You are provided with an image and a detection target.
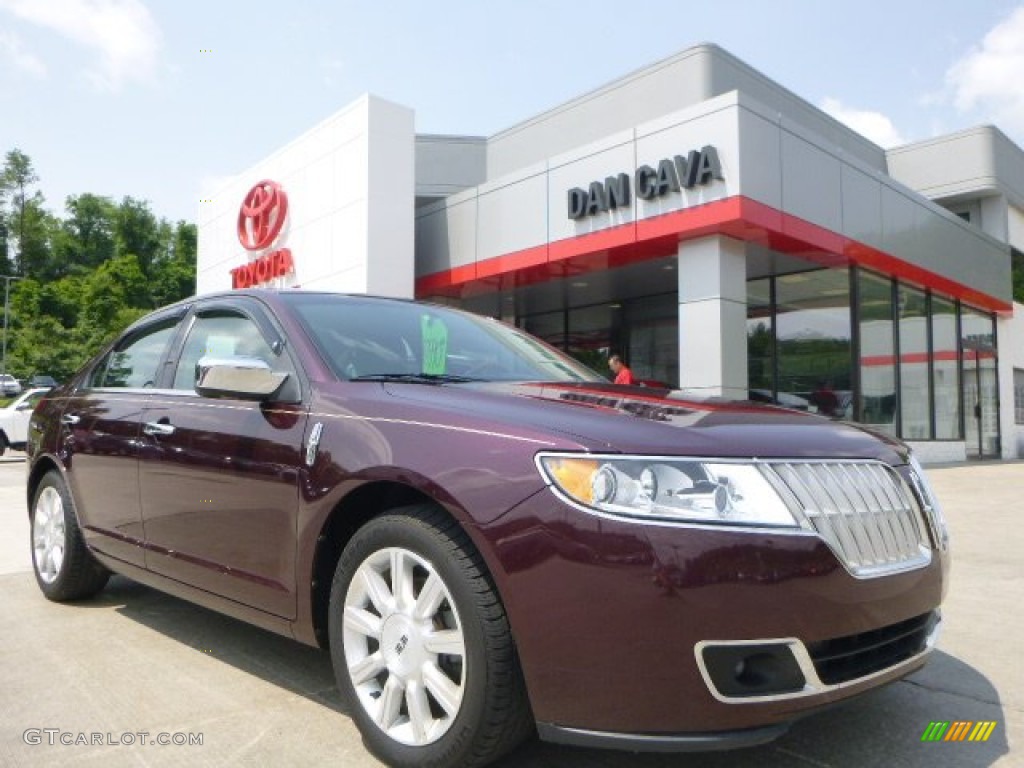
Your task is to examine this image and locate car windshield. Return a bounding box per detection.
[280,293,604,383]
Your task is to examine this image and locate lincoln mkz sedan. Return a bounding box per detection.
[26,290,949,768]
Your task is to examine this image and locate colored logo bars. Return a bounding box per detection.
[921,721,997,742]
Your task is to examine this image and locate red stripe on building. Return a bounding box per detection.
[415,195,1013,314]
[861,350,992,366]
[861,351,961,366]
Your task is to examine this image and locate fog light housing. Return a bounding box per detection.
[699,642,806,698]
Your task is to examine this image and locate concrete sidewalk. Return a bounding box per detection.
[0,459,1018,767]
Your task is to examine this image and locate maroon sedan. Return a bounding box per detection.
[26,291,948,767]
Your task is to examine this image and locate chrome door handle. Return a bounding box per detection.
[143,421,176,436]
[61,414,80,426]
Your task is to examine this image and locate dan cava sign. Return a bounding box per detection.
[567,145,723,220]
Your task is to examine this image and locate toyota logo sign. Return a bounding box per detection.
[237,180,288,251]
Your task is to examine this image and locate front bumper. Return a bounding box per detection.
[480,489,948,738]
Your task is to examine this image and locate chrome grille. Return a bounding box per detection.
[768,462,931,577]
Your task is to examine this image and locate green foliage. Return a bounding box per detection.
[0,149,40,275]
[0,148,196,379]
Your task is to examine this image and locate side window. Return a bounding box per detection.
[172,312,292,391]
[92,321,178,389]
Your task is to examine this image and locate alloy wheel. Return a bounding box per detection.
[33,486,66,584]
[342,546,466,746]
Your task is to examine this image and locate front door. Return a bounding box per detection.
[961,309,1000,459]
[138,307,307,618]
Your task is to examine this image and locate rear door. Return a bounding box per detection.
[138,300,307,618]
[62,315,182,567]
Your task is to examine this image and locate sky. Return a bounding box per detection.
[3,0,1024,225]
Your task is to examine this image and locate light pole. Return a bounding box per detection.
[1,275,23,377]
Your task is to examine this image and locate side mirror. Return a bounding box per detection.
[194,356,289,401]
[15,401,33,411]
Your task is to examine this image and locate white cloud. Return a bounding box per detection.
[820,97,907,148]
[0,30,46,77]
[946,6,1024,135]
[0,0,161,91]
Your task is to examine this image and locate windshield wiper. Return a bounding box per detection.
[348,372,482,384]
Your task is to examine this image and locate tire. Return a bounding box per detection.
[30,470,110,601]
[329,505,532,768]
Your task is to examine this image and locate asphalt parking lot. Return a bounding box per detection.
[0,453,1019,767]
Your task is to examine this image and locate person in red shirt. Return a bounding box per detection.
[608,354,635,385]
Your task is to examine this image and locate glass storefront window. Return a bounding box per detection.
[747,278,773,398]
[931,296,960,440]
[625,294,678,387]
[521,295,679,386]
[775,269,852,417]
[567,304,619,376]
[960,306,999,457]
[521,311,565,350]
[897,285,931,440]
[1015,368,1024,425]
[858,272,897,435]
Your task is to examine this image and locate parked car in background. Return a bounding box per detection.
[27,375,59,389]
[0,374,22,397]
[0,388,48,455]
[26,291,949,768]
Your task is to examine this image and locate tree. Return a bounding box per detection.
[17,195,57,277]
[60,194,117,272]
[81,254,149,331]
[0,149,40,274]
[114,196,162,275]
[6,277,91,380]
[0,212,10,276]
[149,220,196,306]
[0,147,196,380]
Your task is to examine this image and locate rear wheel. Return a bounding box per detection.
[31,471,109,601]
[329,505,531,768]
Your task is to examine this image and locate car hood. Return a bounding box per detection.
[376,380,908,464]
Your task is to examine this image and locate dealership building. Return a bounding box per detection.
[197,44,1024,462]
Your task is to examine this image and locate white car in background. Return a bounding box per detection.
[0,388,48,456]
[1,374,22,397]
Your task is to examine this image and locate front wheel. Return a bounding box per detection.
[329,505,531,768]
[31,470,110,601]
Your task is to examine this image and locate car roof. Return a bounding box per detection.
[121,289,455,336]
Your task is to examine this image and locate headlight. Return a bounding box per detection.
[908,454,949,551]
[536,453,801,527]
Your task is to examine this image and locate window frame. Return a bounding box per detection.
[80,309,188,393]
[163,297,306,402]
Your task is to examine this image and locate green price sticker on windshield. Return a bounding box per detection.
[421,315,449,374]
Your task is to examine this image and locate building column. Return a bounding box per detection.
[677,235,748,399]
